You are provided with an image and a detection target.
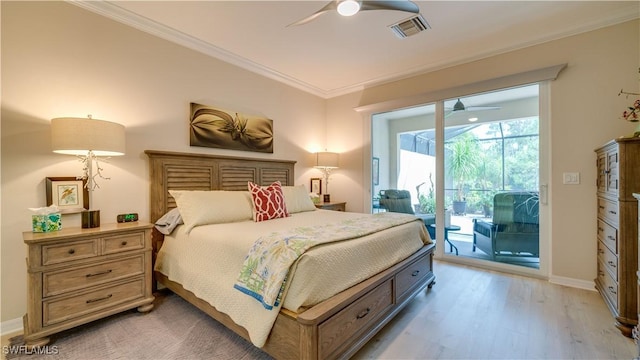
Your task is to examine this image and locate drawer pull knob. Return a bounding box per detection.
[607,261,616,268]
[356,308,371,319]
[86,269,113,277]
[411,270,420,277]
[68,249,75,255]
[597,227,604,232]
[609,210,617,215]
[121,241,128,246]
[86,294,113,304]
[608,286,617,295]
[607,235,615,240]
[598,205,605,209]
[598,248,604,254]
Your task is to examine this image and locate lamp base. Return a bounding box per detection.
[81,210,100,228]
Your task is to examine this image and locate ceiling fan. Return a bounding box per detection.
[288,0,420,26]
[445,99,501,120]
[448,98,501,112]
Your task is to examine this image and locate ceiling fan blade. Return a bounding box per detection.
[360,0,420,14]
[288,1,337,27]
[465,106,501,111]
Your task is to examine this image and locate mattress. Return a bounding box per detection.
[154,209,431,347]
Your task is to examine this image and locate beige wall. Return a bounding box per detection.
[2,0,639,326]
[1,2,328,323]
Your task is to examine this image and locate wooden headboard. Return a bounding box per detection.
[145,150,296,223]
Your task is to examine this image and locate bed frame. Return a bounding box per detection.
[146,150,436,360]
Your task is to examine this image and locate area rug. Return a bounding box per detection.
[7,293,272,360]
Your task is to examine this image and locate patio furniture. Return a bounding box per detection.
[429,224,460,255]
[472,192,539,260]
[378,190,435,239]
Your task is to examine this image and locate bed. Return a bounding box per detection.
[146,150,436,360]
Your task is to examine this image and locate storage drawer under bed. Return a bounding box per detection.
[318,278,394,359]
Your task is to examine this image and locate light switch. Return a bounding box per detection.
[563,172,580,185]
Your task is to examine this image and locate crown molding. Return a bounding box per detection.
[67,1,638,100]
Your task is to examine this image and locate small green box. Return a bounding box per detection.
[32,213,62,233]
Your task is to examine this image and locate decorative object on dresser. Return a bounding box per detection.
[310,177,322,195]
[50,116,126,228]
[594,137,640,337]
[314,151,339,202]
[314,201,346,212]
[189,103,274,153]
[22,222,155,348]
[45,177,89,214]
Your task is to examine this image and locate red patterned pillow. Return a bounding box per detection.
[248,181,290,222]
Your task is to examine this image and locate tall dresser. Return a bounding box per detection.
[634,193,640,359]
[595,137,640,337]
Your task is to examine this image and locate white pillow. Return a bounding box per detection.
[154,208,183,235]
[281,185,317,214]
[168,190,253,233]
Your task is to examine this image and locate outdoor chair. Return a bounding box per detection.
[378,189,435,240]
[472,192,539,260]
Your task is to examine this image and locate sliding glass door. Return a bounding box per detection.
[372,84,542,271]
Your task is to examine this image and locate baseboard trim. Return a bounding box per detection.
[1,317,23,337]
[549,275,595,291]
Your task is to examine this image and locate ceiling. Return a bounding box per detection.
[75,1,639,99]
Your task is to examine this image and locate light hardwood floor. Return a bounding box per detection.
[354,260,637,359]
[2,260,637,359]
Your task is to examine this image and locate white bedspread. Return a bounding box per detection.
[154,210,431,347]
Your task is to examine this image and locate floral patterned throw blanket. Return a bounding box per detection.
[233,212,422,310]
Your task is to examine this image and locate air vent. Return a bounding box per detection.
[389,14,430,39]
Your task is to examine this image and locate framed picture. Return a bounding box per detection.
[310,178,322,194]
[46,177,89,214]
[189,102,274,153]
[372,157,380,185]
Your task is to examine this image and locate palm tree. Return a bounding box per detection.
[447,132,480,213]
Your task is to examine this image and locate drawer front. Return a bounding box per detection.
[43,256,145,297]
[319,279,393,359]
[42,239,99,266]
[597,198,619,226]
[103,232,145,255]
[43,278,145,326]
[597,261,619,309]
[396,255,431,300]
[597,241,618,281]
[597,219,618,254]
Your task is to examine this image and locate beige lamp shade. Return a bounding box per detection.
[314,152,339,169]
[51,117,125,156]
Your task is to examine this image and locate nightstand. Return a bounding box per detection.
[22,222,155,347]
[315,202,346,211]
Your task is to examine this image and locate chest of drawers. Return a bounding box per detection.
[22,222,155,347]
[595,138,640,337]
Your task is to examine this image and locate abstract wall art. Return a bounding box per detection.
[190,103,274,153]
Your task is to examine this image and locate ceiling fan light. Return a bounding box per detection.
[337,0,360,16]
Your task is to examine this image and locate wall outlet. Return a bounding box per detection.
[563,172,580,185]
